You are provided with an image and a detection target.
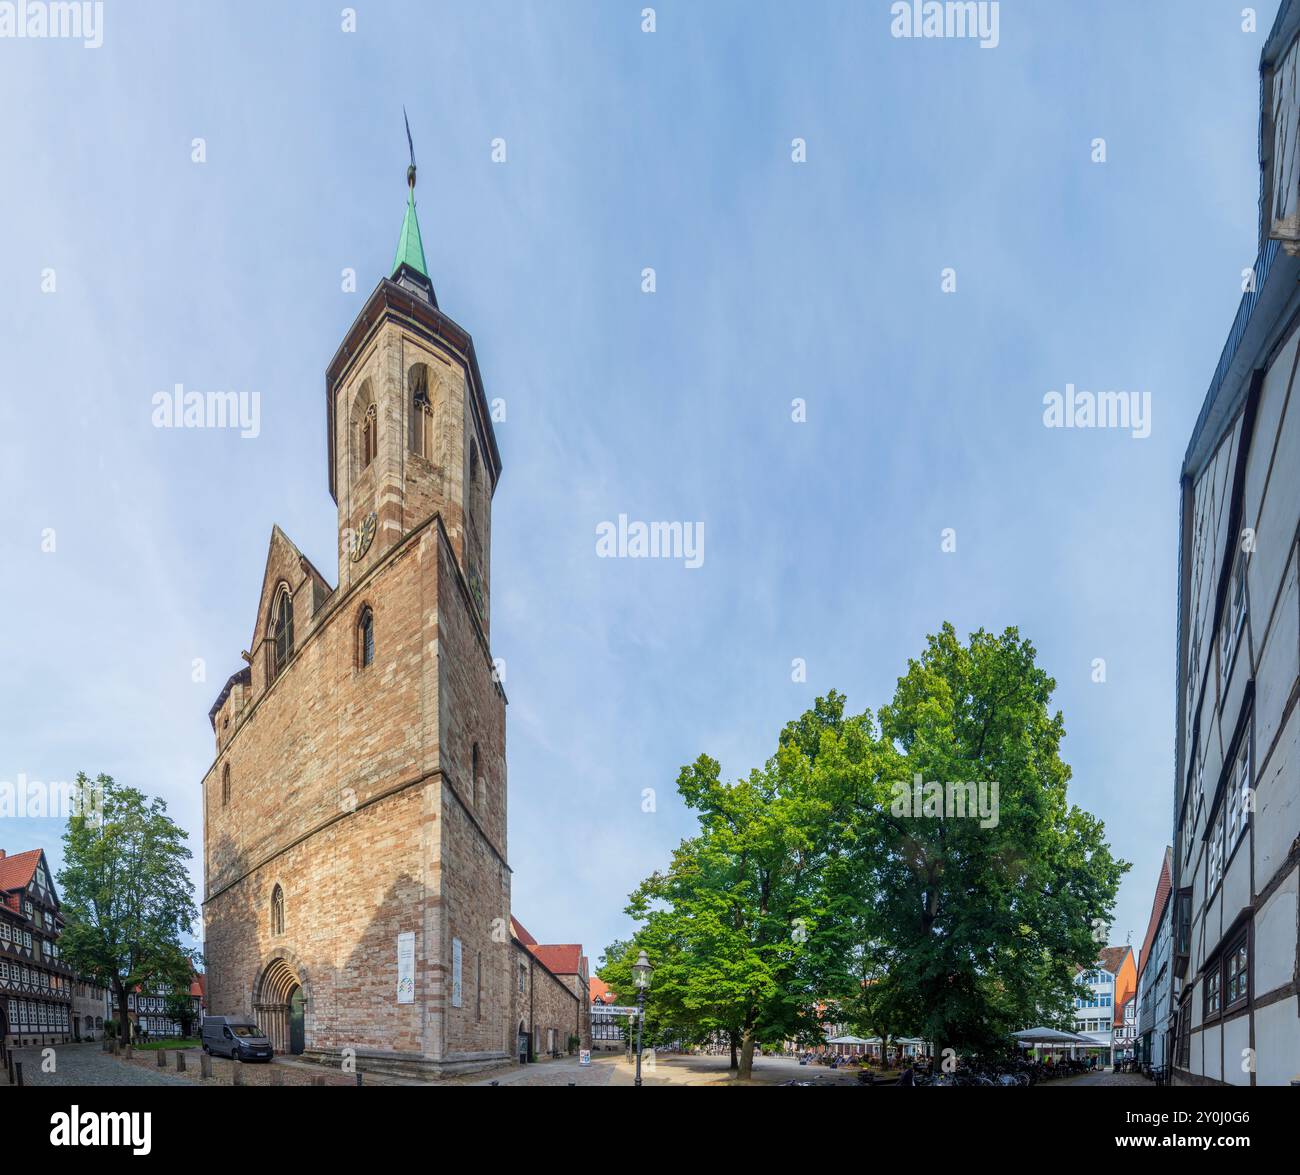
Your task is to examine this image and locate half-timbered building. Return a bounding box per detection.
[0,848,73,1049]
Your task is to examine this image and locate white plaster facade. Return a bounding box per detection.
[1171,1,1300,1086]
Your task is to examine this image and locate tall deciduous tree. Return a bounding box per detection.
[616,743,847,1079]
[614,625,1128,1076]
[57,773,199,1045]
[815,625,1129,1063]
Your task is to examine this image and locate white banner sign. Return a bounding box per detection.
[397,931,415,1004]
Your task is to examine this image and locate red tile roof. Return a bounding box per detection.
[0,849,43,893]
[510,916,537,947]
[1136,847,1173,982]
[1097,945,1132,976]
[132,972,206,998]
[529,944,583,975]
[589,976,616,1004]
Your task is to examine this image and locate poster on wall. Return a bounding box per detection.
[397,931,415,1004]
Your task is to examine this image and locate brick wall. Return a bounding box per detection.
[203,517,511,1077]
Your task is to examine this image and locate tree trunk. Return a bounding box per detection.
[115,984,131,1046]
[738,1027,756,1080]
[728,1032,738,1070]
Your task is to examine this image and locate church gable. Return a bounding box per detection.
[249,526,335,697]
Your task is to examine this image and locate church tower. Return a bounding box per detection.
[202,141,512,1077]
[327,153,500,632]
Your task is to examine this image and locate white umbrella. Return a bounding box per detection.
[1012,1027,1094,1044]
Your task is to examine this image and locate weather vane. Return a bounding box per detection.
[404,107,417,191]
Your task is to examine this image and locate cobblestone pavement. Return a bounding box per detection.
[116,1047,357,1087]
[468,1055,619,1086]
[7,1042,191,1087]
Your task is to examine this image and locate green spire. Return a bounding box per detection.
[393,109,429,281]
[392,181,429,280]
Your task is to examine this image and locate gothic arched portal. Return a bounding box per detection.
[254,956,306,1055]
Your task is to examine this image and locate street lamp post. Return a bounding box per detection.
[632,950,653,1087]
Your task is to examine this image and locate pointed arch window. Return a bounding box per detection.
[221,763,231,808]
[409,363,434,458]
[271,885,284,937]
[361,403,377,469]
[271,587,294,680]
[358,606,375,669]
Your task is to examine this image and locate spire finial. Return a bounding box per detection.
[392,107,432,297]
[404,106,417,190]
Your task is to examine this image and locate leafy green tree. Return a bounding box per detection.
[617,743,849,1079]
[56,773,200,1045]
[811,625,1130,1063]
[614,624,1128,1077]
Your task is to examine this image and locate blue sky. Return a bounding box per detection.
[0,1,1271,974]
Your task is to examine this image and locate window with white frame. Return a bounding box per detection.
[1208,802,1225,891]
[1221,554,1248,684]
[1231,731,1251,844]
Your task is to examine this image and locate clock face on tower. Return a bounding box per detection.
[350,511,378,563]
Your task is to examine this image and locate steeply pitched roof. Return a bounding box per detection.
[589,976,616,1004]
[0,849,43,893]
[1137,848,1173,982]
[1097,945,1133,976]
[509,915,537,947]
[392,184,429,281]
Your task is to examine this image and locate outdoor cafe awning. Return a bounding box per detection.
[1011,1027,1095,1045]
